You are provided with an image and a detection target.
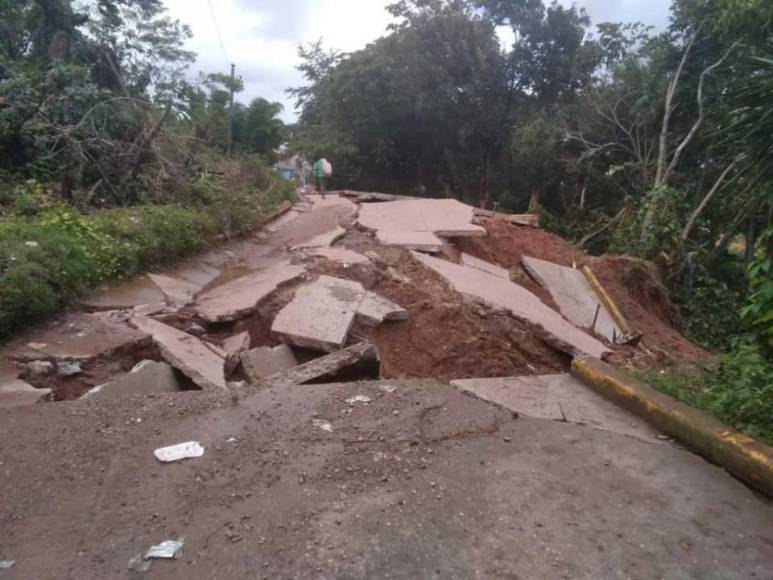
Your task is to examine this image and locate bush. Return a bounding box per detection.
[641,340,773,446]
[0,180,292,338]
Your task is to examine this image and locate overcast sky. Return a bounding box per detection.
[163,0,672,122]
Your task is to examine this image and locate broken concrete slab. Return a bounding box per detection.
[451,374,659,442]
[413,252,610,358]
[221,332,251,358]
[0,380,51,408]
[195,261,306,323]
[271,276,366,352]
[10,313,150,362]
[306,247,370,265]
[358,198,486,243]
[147,273,201,308]
[375,229,444,253]
[262,342,379,388]
[522,256,621,343]
[130,316,227,392]
[241,344,299,383]
[356,292,408,327]
[83,361,181,400]
[290,226,346,251]
[460,253,510,280]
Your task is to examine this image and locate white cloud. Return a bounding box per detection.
[162,0,670,122]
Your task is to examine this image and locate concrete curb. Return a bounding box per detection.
[581,265,632,336]
[571,356,773,496]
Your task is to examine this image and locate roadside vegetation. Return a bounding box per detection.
[0,1,292,337]
[288,0,772,441]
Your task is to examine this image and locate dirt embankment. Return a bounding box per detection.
[454,218,710,366]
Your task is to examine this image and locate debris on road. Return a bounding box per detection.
[130,316,227,392]
[56,361,82,377]
[346,394,372,405]
[221,332,251,358]
[83,361,181,400]
[153,442,204,463]
[0,560,14,569]
[144,538,185,559]
[194,261,305,323]
[26,360,54,377]
[356,292,408,327]
[241,344,299,383]
[263,342,379,388]
[272,275,366,352]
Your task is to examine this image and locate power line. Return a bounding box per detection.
[206,0,231,66]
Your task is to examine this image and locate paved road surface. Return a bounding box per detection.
[1,378,770,579]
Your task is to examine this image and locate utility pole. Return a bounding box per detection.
[227,63,235,155]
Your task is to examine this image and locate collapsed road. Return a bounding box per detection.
[0,192,771,579]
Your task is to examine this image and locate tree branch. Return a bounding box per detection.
[660,40,740,188]
[680,154,745,243]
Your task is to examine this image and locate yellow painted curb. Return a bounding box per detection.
[571,356,773,497]
[581,265,631,336]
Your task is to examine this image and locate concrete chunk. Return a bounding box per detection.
[83,361,181,400]
[221,332,251,357]
[356,292,408,327]
[195,261,306,323]
[262,342,379,388]
[241,344,299,383]
[271,276,366,352]
[0,380,51,408]
[130,316,227,392]
[522,256,621,342]
[147,273,201,308]
[413,252,610,358]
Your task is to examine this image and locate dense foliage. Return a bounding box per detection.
[0,0,291,334]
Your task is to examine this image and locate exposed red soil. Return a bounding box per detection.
[455,217,709,366]
[453,219,581,310]
[314,247,570,382]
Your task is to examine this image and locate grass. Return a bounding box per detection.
[0,177,295,339]
[639,341,773,446]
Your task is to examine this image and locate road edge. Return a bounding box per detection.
[571,356,773,497]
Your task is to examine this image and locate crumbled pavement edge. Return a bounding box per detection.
[571,356,773,497]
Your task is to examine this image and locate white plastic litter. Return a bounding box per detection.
[379,384,397,393]
[153,441,204,463]
[0,560,14,569]
[346,395,372,406]
[312,419,333,432]
[144,539,184,559]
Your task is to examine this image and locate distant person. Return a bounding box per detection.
[314,158,332,195]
